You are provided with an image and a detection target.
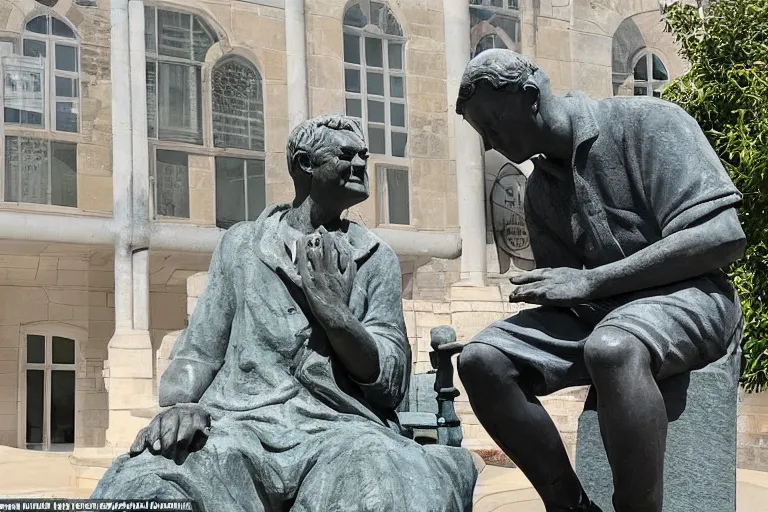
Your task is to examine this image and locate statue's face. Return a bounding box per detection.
[309,128,370,210]
[461,85,541,164]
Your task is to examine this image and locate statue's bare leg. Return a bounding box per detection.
[458,343,588,510]
[584,326,667,512]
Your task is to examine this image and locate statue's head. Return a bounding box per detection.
[286,115,370,211]
[455,49,550,163]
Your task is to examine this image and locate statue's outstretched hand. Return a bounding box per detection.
[297,227,356,326]
[509,267,597,306]
[129,403,211,461]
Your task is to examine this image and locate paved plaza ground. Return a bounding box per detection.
[0,447,766,509]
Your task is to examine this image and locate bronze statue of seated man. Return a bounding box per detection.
[92,115,477,512]
[455,50,745,512]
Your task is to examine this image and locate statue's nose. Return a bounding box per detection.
[351,154,366,168]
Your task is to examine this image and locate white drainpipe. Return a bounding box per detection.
[129,0,150,332]
[285,0,309,129]
[110,0,134,331]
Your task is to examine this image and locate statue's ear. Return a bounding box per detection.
[293,151,312,175]
[522,79,540,116]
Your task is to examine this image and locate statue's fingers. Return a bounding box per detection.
[510,269,549,285]
[129,427,149,456]
[321,231,336,270]
[175,411,196,450]
[159,411,180,456]
[297,241,313,284]
[147,415,163,454]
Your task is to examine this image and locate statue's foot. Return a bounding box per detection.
[548,491,602,512]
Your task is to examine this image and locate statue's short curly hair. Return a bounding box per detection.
[455,49,540,115]
[286,115,365,176]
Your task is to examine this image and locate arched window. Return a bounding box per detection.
[632,50,669,97]
[2,14,79,208]
[211,58,266,229]
[145,6,217,145]
[343,1,407,158]
[5,14,79,132]
[470,0,521,58]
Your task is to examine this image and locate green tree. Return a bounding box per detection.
[661,0,768,391]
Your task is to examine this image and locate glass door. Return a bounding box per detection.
[24,333,75,451]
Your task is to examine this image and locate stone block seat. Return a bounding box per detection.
[575,329,743,512]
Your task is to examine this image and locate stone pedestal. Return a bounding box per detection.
[104,329,155,449]
[575,344,741,512]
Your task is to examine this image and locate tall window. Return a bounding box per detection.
[145,6,217,144]
[146,6,217,219]
[377,166,409,225]
[212,57,266,229]
[632,50,669,97]
[343,1,407,158]
[470,0,522,58]
[22,333,76,451]
[2,14,79,207]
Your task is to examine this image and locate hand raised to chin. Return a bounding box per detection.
[297,227,357,328]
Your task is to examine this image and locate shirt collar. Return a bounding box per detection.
[565,91,600,169]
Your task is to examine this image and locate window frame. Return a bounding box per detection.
[376,163,411,227]
[343,1,408,159]
[5,14,82,134]
[16,323,83,452]
[630,49,669,98]
[469,0,522,58]
[4,136,78,207]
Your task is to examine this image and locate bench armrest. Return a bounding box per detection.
[429,326,464,447]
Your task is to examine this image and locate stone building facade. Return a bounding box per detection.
[4,0,761,488]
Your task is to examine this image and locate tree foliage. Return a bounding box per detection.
[661,0,768,391]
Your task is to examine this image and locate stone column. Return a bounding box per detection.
[285,0,309,130]
[103,0,154,450]
[443,0,487,286]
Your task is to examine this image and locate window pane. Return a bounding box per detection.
[4,63,44,127]
[27,334,45,364]
[26,369,44,447]
[343,34,360,64]
[215,156,246,229]
[369,125,386,154]
[365,38,383,67]
[51,370,75,445]
[391,103,405,127]
[52,18,75,39]
[508,0,520,8]
[653,89,661,98]
[246,159,266,221]
[158,10,192,59]
[371,2,403,37]
[390,76,404,98]
[4,137,19,202]
[368,100,385,123]
[155,150,190,218]
[20,137,49,205]
[55,102,78,133]
[146,61,157,138]
[388,43,403,70]
[345,98,362,118]
[634,86,648,96]
[387,168,410,225]
[26,16,48,35]
[55,76,77,97]
[489,0,504,7]
[192,18,215,62]
[145,6,156,53]
[52,337,75,364]
[23,39,46,58]
[652,54,668,81]
[158,63,202,144]
[343,4,368,28]
[55,44,77,72]
[344,68,361,93]
[212,59,265,151]
[51,142,77,207]
[634,54,648,81]
[392,132,407,158]
[367,71,384,96]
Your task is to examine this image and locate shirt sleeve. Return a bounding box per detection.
[352,243,410,411]
[167,225,239,371]
[637,104,742,238]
